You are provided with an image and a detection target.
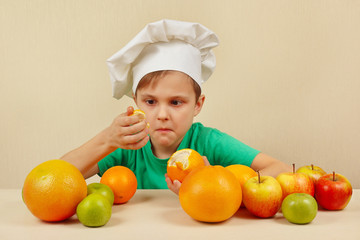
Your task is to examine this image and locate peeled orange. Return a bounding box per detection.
[167,149,205,183]
[131,109,149,128]
[22,160,87,222]
[226,164,257,207]
[100,166,137,204]
[179,165,242,222]
[131,109,146,120]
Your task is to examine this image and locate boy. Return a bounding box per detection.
[61,19,291,194]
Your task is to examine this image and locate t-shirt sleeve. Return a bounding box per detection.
[205,130,260,167]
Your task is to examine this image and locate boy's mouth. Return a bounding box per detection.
[156,128,172,133]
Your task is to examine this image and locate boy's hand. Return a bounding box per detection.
[165,174,181,195]
[165,156,210,195]
[104,106,149,150]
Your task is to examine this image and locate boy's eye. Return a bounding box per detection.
[171,100,182,106]
[145,99,155,105]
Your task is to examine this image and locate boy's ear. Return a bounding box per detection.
[194,94,205,117]
[132,93,141,110]
[132,93,137,104]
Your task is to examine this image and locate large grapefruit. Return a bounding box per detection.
[22,160,87,222]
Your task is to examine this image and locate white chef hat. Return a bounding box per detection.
[106,19,219,99]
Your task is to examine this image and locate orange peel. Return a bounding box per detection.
[167,149,205,183]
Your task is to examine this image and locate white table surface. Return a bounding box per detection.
[0,189,359,240]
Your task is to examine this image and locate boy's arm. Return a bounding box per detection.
[60,129,115,178]
[61,107,149,178]
[250,153,292,177]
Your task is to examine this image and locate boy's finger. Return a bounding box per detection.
[202,156,210,166]
[125,133,149,149]
[172,180,181,195]
[113,106,134,122]
[121,120,148,136]
[126,106,135,116]
[114,114,144,127]
[164,175,180,195]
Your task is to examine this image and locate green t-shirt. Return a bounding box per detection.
[97,122,260,189]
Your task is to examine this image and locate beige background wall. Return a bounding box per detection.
[1,0,359,188]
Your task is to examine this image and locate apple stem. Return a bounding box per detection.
[257,171,261,184]
[292,163,295,173]
[333,171,336,181]
[311,164,314,170]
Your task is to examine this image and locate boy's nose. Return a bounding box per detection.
[157,105,169,120]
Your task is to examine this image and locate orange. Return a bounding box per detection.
[131,109,146,120]
[226,164,257,207]
[167,149,205,183]
[22,160,87,222]
[179,165,242,222]
[131,109,149,128]
[100,166,137,204]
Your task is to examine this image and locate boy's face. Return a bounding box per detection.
[134,71,204,155]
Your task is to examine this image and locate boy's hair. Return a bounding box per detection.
[135,70,202,102]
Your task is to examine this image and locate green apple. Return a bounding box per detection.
[281,193,318,224]
[87,183,114,205]
[242,172,283,218]
[76,193,112,227]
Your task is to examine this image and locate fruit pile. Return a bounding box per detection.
[168,149,353,224]
[22,160,137,227]
[23,150,353,227]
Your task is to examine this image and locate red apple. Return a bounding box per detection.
[242,172,283,218]
[315,172,352,210]
[296,164,326,183]
[276,164,314,199]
